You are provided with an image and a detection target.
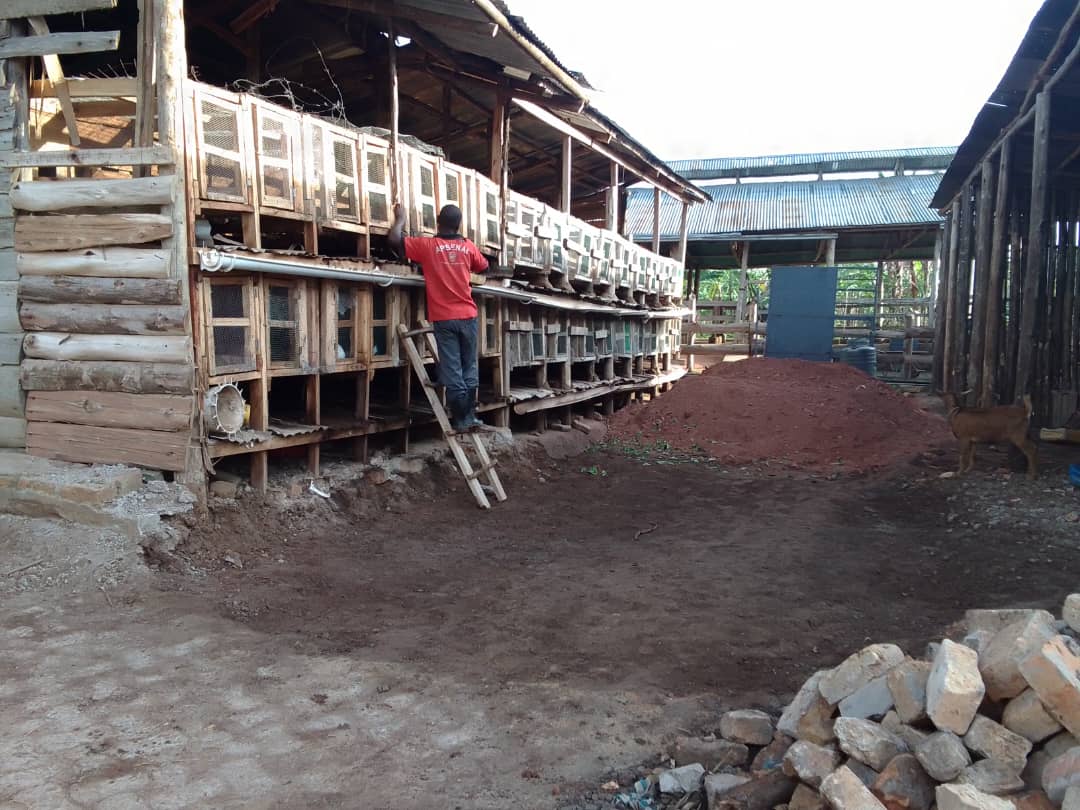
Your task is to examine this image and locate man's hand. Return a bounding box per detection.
[392,202,407,226]
[388,202,407,256]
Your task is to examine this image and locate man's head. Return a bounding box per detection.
[437,204,463,235]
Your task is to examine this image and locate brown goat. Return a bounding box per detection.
[941,393,1037,479]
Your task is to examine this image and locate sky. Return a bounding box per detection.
[507,0,1046,161]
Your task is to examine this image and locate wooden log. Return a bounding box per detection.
[981,138,1011,406]
[1004,195,1024,400]
[17,246,169,278]
[0,0,117,19]
[0,416,26,448]
[20,303,188,335]
[932,215,951,391]
[942,200,961,390]
[0,145,173,168]
[968,162,995,402]
[11,175,172,212]
[20,358,192,394]
[23,333,191,363]
[16,213,172,251]
[26,421,187,471]
[0,31,121,59]
[952,184,974,397]
[19,275,182,305]
[25,391,192,431]
[1016,91,1051,404]
[0,365,24,419]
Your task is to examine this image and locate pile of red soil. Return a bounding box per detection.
[609,358,952,473]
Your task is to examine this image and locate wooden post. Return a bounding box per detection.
[941,201,960,389]
[1005,193,1024,400]
[825,238,836,267]
[387,19,400,203]
[560,135,571,214]
[651,187,661,255]
[931,215,951,390]
[735,240,750,323]
[134,0,155,151]
[606,161,618,232]
[981,139,1011,406]
[952,182,974,398]
[1016,91,1050,405]
[676,200,690,264]
[305,374,320,476]
[489,92,507,183]
[968,162,996,402]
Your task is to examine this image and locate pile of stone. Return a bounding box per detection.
[632,595,1080,810]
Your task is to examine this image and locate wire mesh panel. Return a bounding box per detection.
[537,209,566,275]
[477,175,501,253]
[408,149,439,236]
[336,287,356,361]
[253,102,302,212]
[206,279,255,375]
[303,118,326,222]
[267,283,301,367]
[566,221,597,281]
[194,88,250,205]
[441,163,473,241]
[362,136,392,231]
[326,129,362,224]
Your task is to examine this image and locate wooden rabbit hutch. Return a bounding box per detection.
[0,0,703,493]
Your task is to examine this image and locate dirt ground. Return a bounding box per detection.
[2,423,1079,809]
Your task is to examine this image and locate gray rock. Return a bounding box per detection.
[963,715,1033,771]
[915,731,972,782]
[820,765,887,810]
[782,741,841,788]
[1003,689,1063,743]
[658,763,704,795]
[779,670,836,745]
[703,771,751,806]
[955,759,1026,796]
[671,736,749,769]
[833,717,907,771]
[872,753,935,810]
[839,676,894,720]
[935,783,1014,810]
[887,659,932,725]
[721,709,775,746]
[820,645,906,705]
[927,639,985,735]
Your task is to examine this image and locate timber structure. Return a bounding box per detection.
[931,0,1080,426]
[0,0,703,492]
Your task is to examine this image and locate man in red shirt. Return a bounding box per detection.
[389,202,490,431]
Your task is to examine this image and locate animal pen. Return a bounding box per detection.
[0,0,704,493]
[931,0,1080,426]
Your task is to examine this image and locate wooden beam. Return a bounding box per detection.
[941,200,960,388]
[931,216,951,390]
[26,391,192,432]
[0,31,120,59]
[1015,91,1051,404]
[18,246,169,278]
[651,187,661,254]
[490,91,507,183]
[388,19,400,203]
[0,145,174,168]
[0,0,116,19]
[606,162,618,231]
[951,184,974,397]
[20,303,189,335]
[25,17,79,147]
[15,213,172,252]
[27,421,187,471]
[11,175,173,211]
[23,332,192,363]
[31,77,136,99]
[980,137,1011,407]
[19,275,182,305]
[967,162,995,402]
[736,240,750,323]
[134,0,156,153]
[560,135,571,214]
[19,359,193,394]
[230,0,279,34]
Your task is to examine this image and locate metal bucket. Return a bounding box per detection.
[204,383,246,436]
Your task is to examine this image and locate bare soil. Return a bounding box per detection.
[2,429,1078,808]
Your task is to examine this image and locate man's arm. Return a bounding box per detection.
[388,203,407,258]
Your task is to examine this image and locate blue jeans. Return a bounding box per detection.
[433,318,479,417]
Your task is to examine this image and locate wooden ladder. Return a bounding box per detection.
[397,322,507,509]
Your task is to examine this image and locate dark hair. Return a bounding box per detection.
[437,204,463,233]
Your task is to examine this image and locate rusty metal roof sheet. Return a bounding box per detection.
[670,147,957,181]
[626,173,945,239]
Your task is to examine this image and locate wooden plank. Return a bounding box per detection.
[0,0,117,19]
[18,246,169,278]
[23,333,191,363]
[0,146,173,168]
[0,31,121,59]
[25,17,80,146]
[20,358,191,394]
[20,303,188,335]
[19,276,181,306]
[26,390,191,431]
[981,138,1011,407]
[560,136,571,214]
[16,213,172,251]
[0,365,24,419]
[942,200,960,389]
[931,215,951,391]
[0,416,26,448]
[1016,91,1051,403]
[967,164,995,401]
[31,76,135,99]
[134,0,156,154]
[26,421,187,471]
[951,184,974,396]
[11,175,172,212]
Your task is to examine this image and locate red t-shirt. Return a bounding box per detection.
[404,236,489,322]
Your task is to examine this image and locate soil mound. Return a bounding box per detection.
[609,358,951,473]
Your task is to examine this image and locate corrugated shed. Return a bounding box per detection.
[669,147,957,181]
[626,174,945,239]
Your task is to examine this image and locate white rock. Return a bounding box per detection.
[935,783,1014,810]
[1063,595,1080,633]
[720,709,775,746]
[833,717,906,771]
[839,676,894,720]
[966,609,1053,635]
[927,639,985,735]
[782,740,841,788]
[1020,636,1080,737]
[1042,747,1080,804]
[887,659,932,724]
[1003,689,1063,743]
[820,644,905,705]
[819,765,886,810]
[779,670,836,744]
[1064,785,1080,810]
[658,763,705,795]
[979,613,1057,702]
[963,715,1033,771]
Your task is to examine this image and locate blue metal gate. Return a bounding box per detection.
[765,266,838,362]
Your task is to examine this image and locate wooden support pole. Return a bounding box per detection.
[968,162,996,402]
[981,138,1011,407]
[825,238,837,267]
[951,184,974,397]
[932,214,952,390]
[676,200,690,264]
[387,19,400,203]
[735,240,750,323]
[606,161,618,232]
[1016,91,1051,405]
[133,0,155,155]
[560,135,571,214]
[651,187,661,255]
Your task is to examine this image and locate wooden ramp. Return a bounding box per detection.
[397,323,507,509]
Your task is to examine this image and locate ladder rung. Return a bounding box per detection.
[465,460,498,480]
[402,327,434,338]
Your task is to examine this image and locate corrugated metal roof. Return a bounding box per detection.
[932,0,1076,208]
[626,174,945,239]
[669,147,957,181]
